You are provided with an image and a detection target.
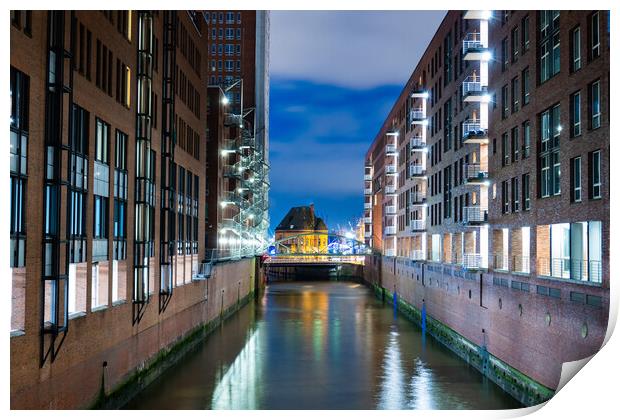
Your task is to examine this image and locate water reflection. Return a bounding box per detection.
[127,281,521,410]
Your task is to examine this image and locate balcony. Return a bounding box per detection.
[463,206,488,225]
[385,225,397,235]
[385,165,397,175]
[409,164,425,177]
[410,250,426,261]
[410,191,426,204]
[462,253,482,270]
[492,253,510,271]
[385,184,397,195]
[364,202,372,210]
[462,120,489,144]
[537,258,602,283]
[385,205,397,215]
[409,108,426,124]
[363,216,372,224]
[410,89,429,99]
[462,75,488,102]
[410,219,425,232]
[410,136,426,150]
[364,173,372,181]
[464,163,489,184]
[462,32,489,60]
[512,255,531,274]
[385,144,398,156]
[464,10,493,20]
[364,187,372,195]
[364,230,372,238]
[384,249,396,257]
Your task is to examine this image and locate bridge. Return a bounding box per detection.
[264,232,371,265]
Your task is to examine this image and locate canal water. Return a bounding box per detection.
[126,281,521,409]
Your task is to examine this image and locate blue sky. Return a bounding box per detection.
[268,11,446,232]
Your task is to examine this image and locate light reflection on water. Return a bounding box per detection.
[126,281,521,410]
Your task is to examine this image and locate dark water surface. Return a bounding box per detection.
[126,281,521,409]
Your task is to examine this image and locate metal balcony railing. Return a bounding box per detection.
[385,225,397,235]
[410,250,426,260]
[462,253,482,269]
[384,249,396,257]
[363,216,372,224]
[464,163,489,180]
[410,136,425,149]
[385,184,396,195]
[409,164,425,176]
[364,202,372,210]
[463,206,488,224]
[410,191,426,204]
[512,255,531,273]
[462,32,485,55]
[364,231,372,238]
[364,173,372,181]
[537,258,602,283]
[409,108,425,122]
[410,219,425,231]
[462,75,487,96]
[385,205,396,215]
[462,120,488,141]
[364,188,372,195]
[386,144,397,155]
[492,253,510,271]
[385,165,397,174]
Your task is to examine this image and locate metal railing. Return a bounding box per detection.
[385,205,396,215]
[385,225,397,235]
[364,173,372,181]
[410,219,425,231]
[385,165,397,174]
[386,144,397,154]
[512,255,531,273]
[385,184,396,194]
[410,136,425,149]
[410,250,426,260]
[537,258,602,283]
[363,216,372,224]
[364,202,372,209]
[409,164,425,176]
[464,163,489,180]
[492,253,510,271]
[462,75,486,96]
[462,119,487,140]
[462,253,482,269]
[364,231,372,238]
[410,191,426,204]
[364,188,372,195]
[409,108,425,121]
[463,206,488,224]
[384,249,396,257]
[463,32,484,54]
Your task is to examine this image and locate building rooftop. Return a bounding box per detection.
[275,205,328,232]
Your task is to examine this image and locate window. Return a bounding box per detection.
[522,173,531,210]
[590,12,600,60]
[10,67,29,268]
[522,67,530,105]
[236,28,241,40]
[589,150,602,199]
[570,91,581,137]
[590,80,601,129]
[502,133,509,166]
[539,105,561,197]
[571,157,582,202]
[511,177,519,212]
[522,15,530,51]
[95,118,109,163]
[499,37,508,72]
[571,27,581,72]
[511,77,519,113]
[502,84,509,119]
[501,180,509,214]
[94,196,108,238]
[511,27,519,62]
[511,126,519,162]
[522,121,531,158]
[539,11,560,83]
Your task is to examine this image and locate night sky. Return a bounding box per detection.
[269,11,446,233]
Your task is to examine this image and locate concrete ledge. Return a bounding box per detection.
[90,290,256,409]
[369,283,555,407]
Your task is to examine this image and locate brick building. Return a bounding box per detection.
[9,10,269,408]
[363,10,609,400]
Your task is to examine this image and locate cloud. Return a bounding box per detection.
[270,11,446,88]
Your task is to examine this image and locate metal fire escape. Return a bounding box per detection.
[159,10,177,313]
[40,10,74,366]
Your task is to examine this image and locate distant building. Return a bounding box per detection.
[274,205,328,254]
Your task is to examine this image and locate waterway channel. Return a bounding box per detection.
[126,280,521,409]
